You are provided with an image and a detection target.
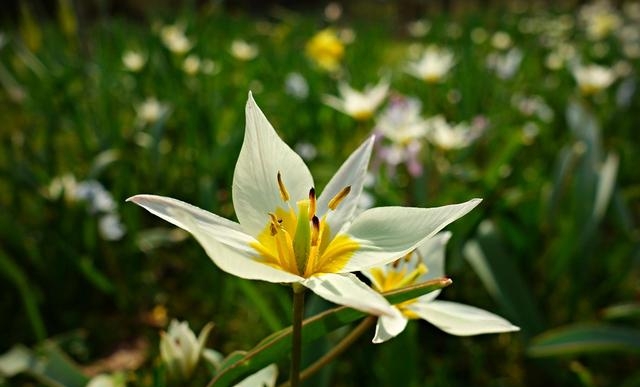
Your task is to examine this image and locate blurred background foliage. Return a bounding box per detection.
[0,0,639,386]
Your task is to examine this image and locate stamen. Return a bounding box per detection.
[311,216,320,246]
[309,188,316,218]
[328,186,351,210]
[277,171,290,202]
[268,212,278,236]
[396,263,428,288]
[403,251,414,262]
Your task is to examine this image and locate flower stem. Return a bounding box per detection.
[290,283,306,387]
[279,316,376,387]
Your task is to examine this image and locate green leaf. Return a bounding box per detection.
[528,324,640,357]
[0,249,46,341]
[463,221,544,337]
[0,342,89,387]
[207,278,452,387]
[602,302,640,321]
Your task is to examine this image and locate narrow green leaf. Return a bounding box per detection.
[463,221,544,337]
[528,324,640,357]
[592,152,619,222]
[236,280,285,332]
[207,278,452,387]
[602,303,640,321]
[0,342,89,387]
[0,249,46,341]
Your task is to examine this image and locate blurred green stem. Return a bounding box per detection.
[290,284,306,387]
[280,316,376,387]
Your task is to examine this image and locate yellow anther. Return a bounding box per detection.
[309,188,317,218]
[328,186,351,210]
[277,171,290,202]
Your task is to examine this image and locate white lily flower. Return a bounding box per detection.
[136,97,169,125]
[323,79,389,121]
[128,93,481,317]
[122,50,146,72]
[230,39,259,61]
[406,46,455,83]
[375,96,428,144]
[572,63,616,95]
[486,47,523,80]
[425,115,479,150]
[235,364,278,387]
[160,24,192,55]
[364,232,520,343]
[160,319,213,380]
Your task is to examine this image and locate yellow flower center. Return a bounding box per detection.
[251,172,359,278]
[369,252,429,319]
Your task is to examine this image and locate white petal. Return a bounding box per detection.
[372,308,408,344]
[302,273,396,316]
[317,136,374,237]
[175,209,303,283]
[415,231,452,301]
[235,364,278,387]
[128,194,242,232]
[233,93,314,236]
[410,300,520,336]
[339,199,481,272]
[130,195,302,283]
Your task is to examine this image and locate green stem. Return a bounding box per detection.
[290,284,306,387]
[279,316,376,387]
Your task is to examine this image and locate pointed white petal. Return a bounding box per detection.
[410,300,520,336]
[235,364,278,387]
[174,208,303,283]
[302,273,396,316]
[322,94,346,113]
[130,195,302,283]
[414,231,452,302]
[233,93,313,236]
[317,136,375,237]
[128,194,242,232]
[339,199,481,272]
[372,308,408,344]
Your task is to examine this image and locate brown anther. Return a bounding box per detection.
[311,216,320,246]
[328,186,351,210]
[309,187,317,218]
[277,171,290,202]
[268,213,279,236]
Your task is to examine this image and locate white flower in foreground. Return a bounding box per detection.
[323,79,389,121]
[364,232,520,343]
[128,93,481,317]
[406,46,455,83]
[426,115,479,150]
[160,319,213,380]
[572,63,616,95]
[122,50,146,72]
